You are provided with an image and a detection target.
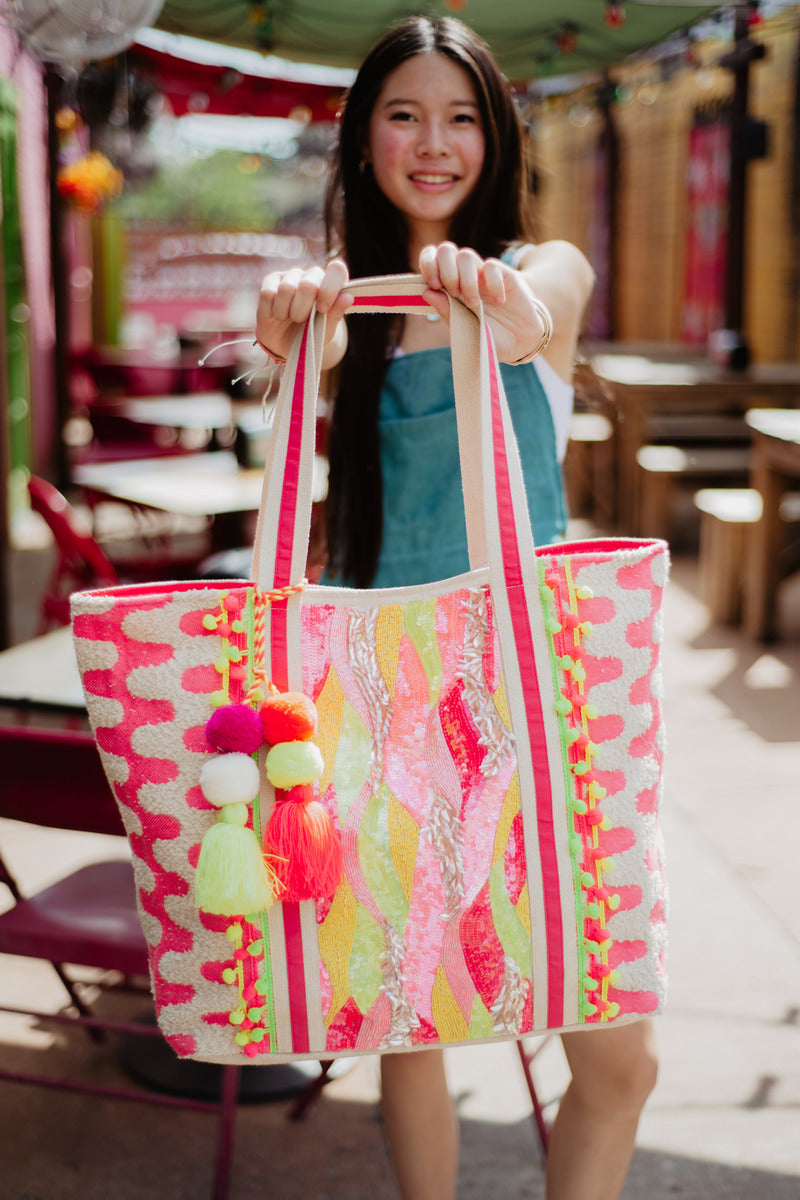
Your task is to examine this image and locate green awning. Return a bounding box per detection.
[154,0,723,80]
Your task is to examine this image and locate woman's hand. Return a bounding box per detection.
[256,259,353,367]
[418,243,550,365]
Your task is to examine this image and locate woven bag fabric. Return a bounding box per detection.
[72,277,668,1064]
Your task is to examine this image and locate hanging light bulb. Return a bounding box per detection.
[604,4,626,30]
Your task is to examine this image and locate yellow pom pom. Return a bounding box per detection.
[195,807,275,916]
[265,741,324,789]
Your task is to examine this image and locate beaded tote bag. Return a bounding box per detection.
[71,276,669,1064]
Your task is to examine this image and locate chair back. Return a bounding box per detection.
[28,475,119,586]
[0,725,124,837]
[27,475,119,628]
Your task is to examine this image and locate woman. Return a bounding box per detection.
[257,17,658,1199]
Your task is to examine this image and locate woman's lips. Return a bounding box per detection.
[409,172,460,190]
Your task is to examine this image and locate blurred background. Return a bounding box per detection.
[1,3,799,645]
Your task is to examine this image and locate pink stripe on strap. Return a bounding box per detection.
[486,334,565,1027]
[271,323,310,1049]
[282,902,310,1053]
[351,294,430,308]
[274,323,309,589]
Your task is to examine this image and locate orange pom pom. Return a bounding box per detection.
[263,785,342,902]
[260,691,318,744]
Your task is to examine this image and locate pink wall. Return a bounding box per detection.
[0,25,55,474]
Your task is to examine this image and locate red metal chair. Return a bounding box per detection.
[0,725,241,1198]
[0,725,335,1197]
[27,475,119,629]
[27,475,209,631]
[517,1038,552,1160]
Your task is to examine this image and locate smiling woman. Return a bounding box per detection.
[253,20,661,1200]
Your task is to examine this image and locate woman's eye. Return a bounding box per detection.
[389,110,415,122]
[452,112,477,124]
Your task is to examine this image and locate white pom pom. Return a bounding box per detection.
[200,752,260,808]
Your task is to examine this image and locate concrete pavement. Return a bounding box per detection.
[1,542,799,1199]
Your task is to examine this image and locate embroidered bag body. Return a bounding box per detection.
[71,276,668,1064]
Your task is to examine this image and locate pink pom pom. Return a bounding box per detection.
[206,704,264,754]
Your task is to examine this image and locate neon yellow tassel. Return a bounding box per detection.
[195,802,275,916]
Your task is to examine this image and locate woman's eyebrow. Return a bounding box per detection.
[381,97,480,109]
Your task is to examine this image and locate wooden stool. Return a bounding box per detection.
[694,488,762,624]
[694,487,800,624]
[564,412,615,525]
[636,445,751,541]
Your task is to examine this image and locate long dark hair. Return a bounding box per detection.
[324,16,535,586]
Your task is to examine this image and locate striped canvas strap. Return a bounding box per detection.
[251,274,574,1050]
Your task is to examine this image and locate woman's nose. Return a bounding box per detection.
[417,119,448,155]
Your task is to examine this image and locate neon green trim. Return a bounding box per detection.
[538,557,588,1020]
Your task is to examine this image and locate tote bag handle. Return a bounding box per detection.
[252,274,570,1038]
[252,273,540,601]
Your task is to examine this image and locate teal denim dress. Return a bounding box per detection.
[324,346,566,589]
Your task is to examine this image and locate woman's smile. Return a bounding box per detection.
[409,172,461,189]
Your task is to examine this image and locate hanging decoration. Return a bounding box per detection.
[747,0,763,27]
[556,22,580,56]
[604,4,627,30]
[247,3,275,52]
[57,148,122,211]
[192,591,344,919]
[5,0,165,67]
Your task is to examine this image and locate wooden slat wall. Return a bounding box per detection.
[530,14,800,363]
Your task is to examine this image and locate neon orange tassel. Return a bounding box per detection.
[263,785,343,902]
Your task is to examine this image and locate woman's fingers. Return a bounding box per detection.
[419,244,443,290]
[478,257,507,306]
[256,261,352,356]
[417,243,549,362]
[419,244,507,310]
[316,259,352,314]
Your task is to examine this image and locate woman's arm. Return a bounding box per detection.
[514,240,595,382]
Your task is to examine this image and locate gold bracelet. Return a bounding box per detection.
[509,298,553,365]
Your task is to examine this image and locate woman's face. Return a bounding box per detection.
[366,51,486,246]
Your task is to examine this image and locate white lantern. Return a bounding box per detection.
[7,0,165,65]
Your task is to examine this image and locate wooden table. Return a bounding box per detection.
[590,352,800,532]
[743,409,800,640]
[99,393,271,459]
[74,451,262,550]
[74,450,327,552]
[109,390,234,431]
[0,626,85,714]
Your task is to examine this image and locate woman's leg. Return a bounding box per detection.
[545,1019,658,1200]
[380,1048,459,1200]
